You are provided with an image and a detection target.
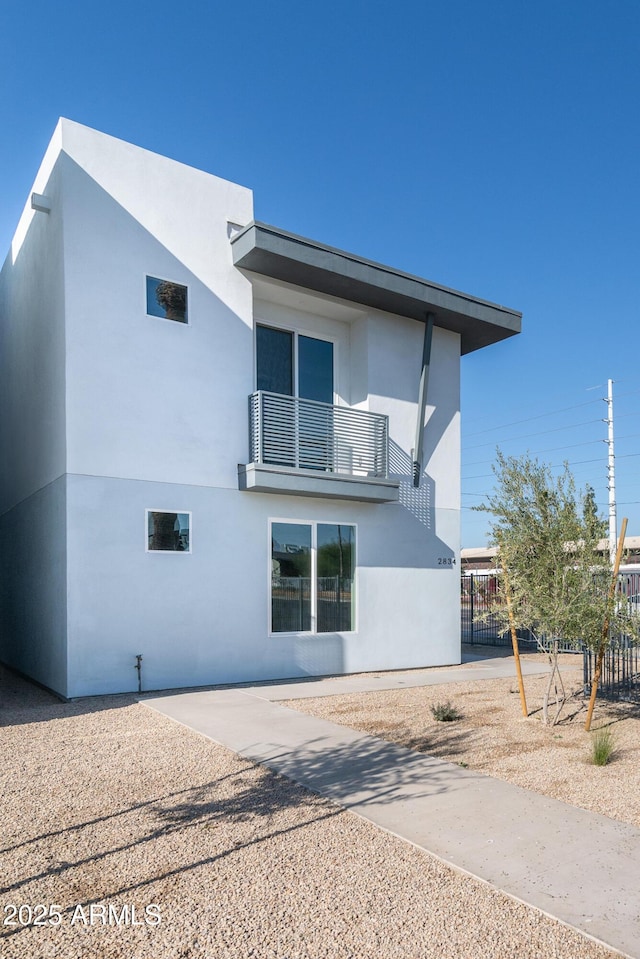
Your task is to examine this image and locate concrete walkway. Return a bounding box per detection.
[142,656,640,959]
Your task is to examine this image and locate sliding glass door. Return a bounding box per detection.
[256,325,333,402]
[271,521,355,633]
[256,325,334,470]
[270,522,312,632]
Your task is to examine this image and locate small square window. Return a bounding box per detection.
[147,511,191,552]
[146,276,188,323]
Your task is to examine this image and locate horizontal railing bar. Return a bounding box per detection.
[257,389,388,421]
[249,390,389,479]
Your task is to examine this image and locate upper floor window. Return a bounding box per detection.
[146,276,188,324]
[256,325,333,403]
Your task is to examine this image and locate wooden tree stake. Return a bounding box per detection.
[584,518,628,731]
[503,565,528,718]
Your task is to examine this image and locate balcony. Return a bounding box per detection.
[238,391,399,502]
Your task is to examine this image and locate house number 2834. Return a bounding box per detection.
[437,557,456,566]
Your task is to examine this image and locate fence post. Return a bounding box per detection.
[585,518,628,730]
[469,574,475,644]
[583,648,591,696]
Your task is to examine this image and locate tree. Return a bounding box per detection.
[149,512,183,551]
[155,281,187,323]
[476,451,636,725]
[583,484,607,539]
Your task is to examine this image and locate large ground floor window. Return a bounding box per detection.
[270,521,355,633]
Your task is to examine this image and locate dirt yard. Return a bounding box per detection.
[287,652,640,829]
[0,658,629,959]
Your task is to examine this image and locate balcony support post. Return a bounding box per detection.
[412,312,435,487]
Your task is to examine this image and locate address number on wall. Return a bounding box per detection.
[437,557,456,566]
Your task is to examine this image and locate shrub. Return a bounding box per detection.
[590,728,615,766]
[431,700,462,722]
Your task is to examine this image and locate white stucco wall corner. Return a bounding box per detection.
[10,118,64,264]
[56,118,254,302]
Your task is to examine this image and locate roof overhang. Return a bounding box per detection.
[231,222,522,355]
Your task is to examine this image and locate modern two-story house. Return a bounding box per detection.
[0,120,521,698]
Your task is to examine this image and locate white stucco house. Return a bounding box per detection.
[0,119,521,698]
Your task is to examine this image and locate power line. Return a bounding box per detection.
[610,387,640,400]
[463,431,640,470]
[463,454,608,482]
[464,416,601,452]
[463,437,603,469]
[462,384,640,536]
[463,406,640,457]
[463,384,640,438]
[463,398,602,438]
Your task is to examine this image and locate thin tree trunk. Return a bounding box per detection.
[543,638,566,726]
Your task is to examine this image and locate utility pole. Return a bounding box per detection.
[605,378,617,564]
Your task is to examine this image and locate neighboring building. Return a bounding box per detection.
[0,119,522,697]
[461,538,640,573]
[460,547,500,573]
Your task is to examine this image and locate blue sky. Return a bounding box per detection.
[3,1,639,546]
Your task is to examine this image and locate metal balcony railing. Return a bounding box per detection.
[249,391,389,478]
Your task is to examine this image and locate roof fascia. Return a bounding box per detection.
[231,221,522,354]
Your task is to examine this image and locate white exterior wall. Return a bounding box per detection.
[0,138,67,514]
[64,286,461,696]
[362,318,461,670]
[0,133,68,688]
[1,119,463,698]
[59,120,254,487]
[0,479,68,694]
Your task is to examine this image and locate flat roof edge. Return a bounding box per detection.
[232,222,522,354]
[237,221,522,320]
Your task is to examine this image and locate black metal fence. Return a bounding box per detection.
[462,572,640,701]
[272,576,353,633]
[583,641,640,703]
[461,573,537,649]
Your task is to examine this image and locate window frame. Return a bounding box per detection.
[145,274,190,326]
[145,509,192,554]
[268,518,357,636]
[254,320,338,403]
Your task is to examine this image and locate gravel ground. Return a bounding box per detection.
[0,662,625,959]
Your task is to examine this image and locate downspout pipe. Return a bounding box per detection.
[412,312,435,487]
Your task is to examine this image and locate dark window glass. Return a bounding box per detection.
[271,523,311,632]
[297,336,334,469]
[298,335,333,403]
[317,524,355,632]
[146,276,188,323]
[256,325,293,395]
[148,512,190,551]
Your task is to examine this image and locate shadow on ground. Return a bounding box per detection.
[0,758,342,940]
[0,663,139,727]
